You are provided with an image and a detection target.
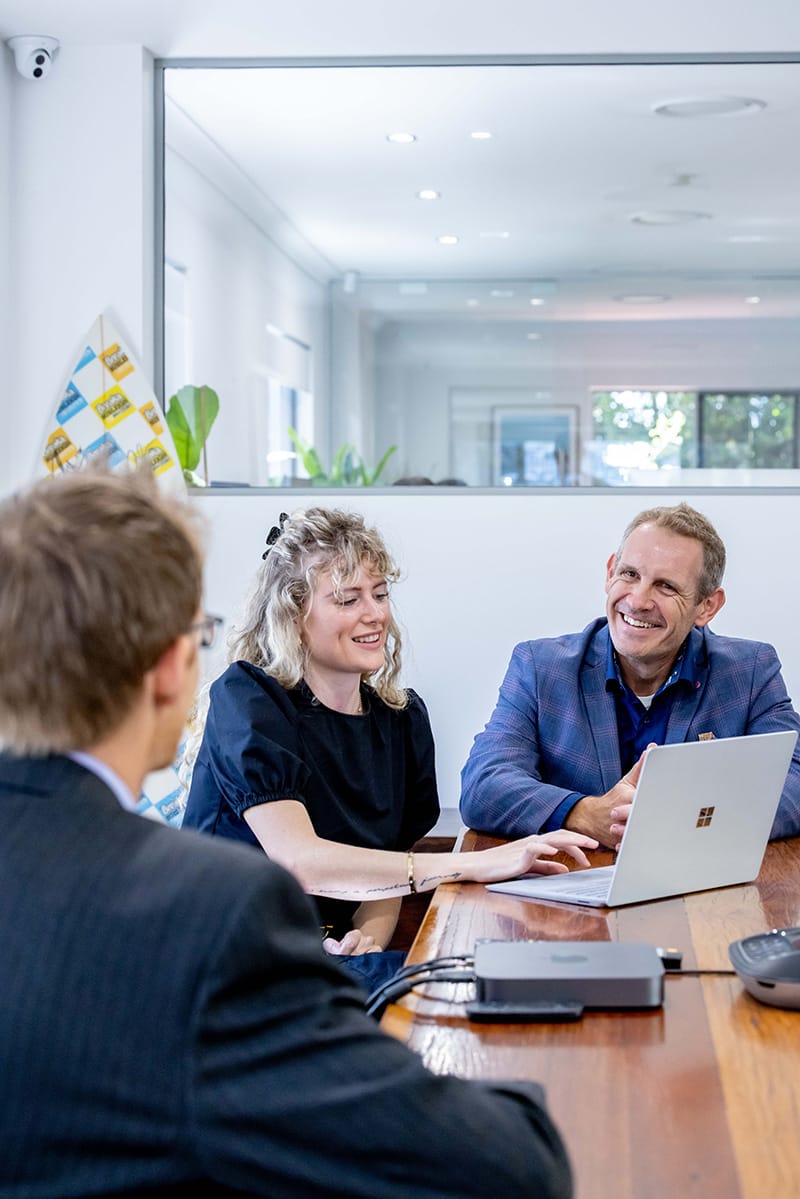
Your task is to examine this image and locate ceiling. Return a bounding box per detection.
[164,59,800,322]
[2,0,800,60]
[5,1,800,323]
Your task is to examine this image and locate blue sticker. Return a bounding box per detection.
[57,381,88,423]
[84,431,125,469]
[74,345,96,373]
[136,786,185,828]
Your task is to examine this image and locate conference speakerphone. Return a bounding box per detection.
[467,940,665,1022]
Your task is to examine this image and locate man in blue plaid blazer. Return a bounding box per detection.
[461,503,800,848]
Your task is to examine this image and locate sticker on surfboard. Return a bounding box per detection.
[38,313,185,495]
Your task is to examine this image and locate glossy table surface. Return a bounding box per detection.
[382,834,800,1199]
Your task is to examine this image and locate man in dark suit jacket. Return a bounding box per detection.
[461,502,800,847]
[0,469,571,1198]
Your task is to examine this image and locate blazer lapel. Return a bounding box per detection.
[665,627,709,743]
[580,629,622,790]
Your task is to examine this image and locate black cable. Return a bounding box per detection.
[383,953,475,985]
[366,967,476,1020]
[658,947,736,976]
[665,968,737,977]
[366,965,476,1014]
[364,953,474,1013]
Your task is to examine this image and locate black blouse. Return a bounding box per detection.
[182,662,440,938]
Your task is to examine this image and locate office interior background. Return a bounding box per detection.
[2,0,800,808]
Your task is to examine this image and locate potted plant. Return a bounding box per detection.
[165,385,220,485]
[287,426,397,486]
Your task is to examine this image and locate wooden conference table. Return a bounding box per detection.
[382,832,800,1199]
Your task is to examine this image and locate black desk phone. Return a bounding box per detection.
[729,927,800,1009]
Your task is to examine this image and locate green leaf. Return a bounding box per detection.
[365,443,397,485]
[329,442,351,484]
[165,385,220,472]
[288,426,327,481]
[286,429,399,487]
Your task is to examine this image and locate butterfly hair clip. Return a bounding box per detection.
[262,512,289,560]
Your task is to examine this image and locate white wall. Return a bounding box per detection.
[0,45,12,480]
[194,488,800,811]
[165,147,328,483]
[2,43,153,497]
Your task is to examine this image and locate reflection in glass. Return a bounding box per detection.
[159,59,800,488]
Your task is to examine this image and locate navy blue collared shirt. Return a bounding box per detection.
[605,637,698,773]
[542,636,699,831]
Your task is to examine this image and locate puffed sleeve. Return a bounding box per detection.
[192,663,311,823]
[398,689,440,847]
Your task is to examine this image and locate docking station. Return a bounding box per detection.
[467,940,665,1022]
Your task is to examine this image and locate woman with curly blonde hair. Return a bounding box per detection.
[183,507,595,991]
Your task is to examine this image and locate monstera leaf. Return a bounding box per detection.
[165,385,220,474]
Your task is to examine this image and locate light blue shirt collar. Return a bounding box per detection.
[68,751,138,812]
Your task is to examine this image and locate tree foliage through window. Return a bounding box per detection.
[591,389,797,481]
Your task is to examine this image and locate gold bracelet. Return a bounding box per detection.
[407,849,417,894]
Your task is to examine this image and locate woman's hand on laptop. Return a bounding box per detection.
[463,830,599,884]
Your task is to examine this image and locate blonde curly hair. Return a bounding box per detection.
[180,507,406,789]
[232,506,406,707]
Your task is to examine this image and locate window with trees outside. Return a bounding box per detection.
[590,390,799,485]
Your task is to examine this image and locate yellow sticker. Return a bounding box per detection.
[99,342,134,381]
[130,438,174,476]
[43,428,78,472]
[139,401,164,436]
[92,386,135,429]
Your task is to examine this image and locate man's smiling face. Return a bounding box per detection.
[605,523,725,690]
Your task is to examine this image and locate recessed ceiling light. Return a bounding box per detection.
[466,298,480,307]
[479,230,510,239]
[729,234,770,244]
[630,210,711,226]
[614,293,671,304]
[436,234,459,245]
[416,189,440,200]
[526,332,542,340]
[745,295,761,304]
[470,131,492,140]
[490,289,514,297]
[653,96,766,119]
[386,131,416,144]
[529,298,545,306]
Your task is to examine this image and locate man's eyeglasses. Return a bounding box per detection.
[189,613,224,650]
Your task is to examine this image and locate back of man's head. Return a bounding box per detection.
[0,469,203,754]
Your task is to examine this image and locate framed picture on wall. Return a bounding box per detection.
[492,405,579,486]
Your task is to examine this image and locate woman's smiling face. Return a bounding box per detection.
[301,561,391,681]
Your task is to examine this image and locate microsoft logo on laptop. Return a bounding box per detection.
[696,805,715,829]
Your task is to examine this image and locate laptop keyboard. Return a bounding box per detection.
[565,876,613,900]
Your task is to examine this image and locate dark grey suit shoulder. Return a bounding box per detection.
[0,754,571,1198]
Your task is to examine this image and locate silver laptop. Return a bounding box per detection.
[488,730,797,908]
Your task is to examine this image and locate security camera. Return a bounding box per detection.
[6,36,59,81]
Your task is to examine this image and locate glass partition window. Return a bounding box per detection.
[159,58,800,488]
